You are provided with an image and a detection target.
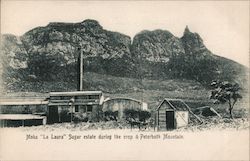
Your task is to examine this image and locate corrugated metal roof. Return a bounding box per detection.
[48,102,99,106]
[49,91,102,96]
[103,97,145,104]
[0,98,48,105]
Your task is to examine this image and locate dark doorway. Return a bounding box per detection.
[166,111,175,130]
[47,106,59,124]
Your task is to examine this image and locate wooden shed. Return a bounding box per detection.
[102,97,148,120]
[156,99,191,130]
[47,91,104,124]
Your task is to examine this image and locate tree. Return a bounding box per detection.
[123,108,151,130]
[138,110,151,122]
[123,108,139,122]
[210,80,242,119]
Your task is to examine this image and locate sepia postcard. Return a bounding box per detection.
[0,0,249,160]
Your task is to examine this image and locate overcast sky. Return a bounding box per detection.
[1,1,249,66]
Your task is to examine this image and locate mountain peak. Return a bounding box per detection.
[184,25,190,33]
[45,19,102,30]
[79,19,102,29]
[181,25,205,51]
[81,19,100,25]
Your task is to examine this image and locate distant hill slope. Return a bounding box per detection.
[1,71,210,107]
[0,19,248,94]
[2,72,249,112]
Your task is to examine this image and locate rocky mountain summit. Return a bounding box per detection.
[0,19,248,92]
[132,29,183,62]
[21,20,131,61]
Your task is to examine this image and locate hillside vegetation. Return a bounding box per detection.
[1,20,248,88]
[0,19,248,113]
[2,71,249,112]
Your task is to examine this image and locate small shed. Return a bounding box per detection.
[156,99,191,130]
[102,97,148,120]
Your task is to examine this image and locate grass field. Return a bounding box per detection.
[1,72,249,130]
[2,116,247,132]
[1,72,212,104]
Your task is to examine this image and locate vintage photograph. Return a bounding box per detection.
[0,0,249,160]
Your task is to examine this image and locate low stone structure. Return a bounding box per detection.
[102,97,148,120]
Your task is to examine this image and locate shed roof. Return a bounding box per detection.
[156,99,190,111]
[168,100,189,111]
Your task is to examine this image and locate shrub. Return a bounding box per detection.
[90,106,103,122]
[73,113,88,123]
[138,110,151,122]
[123,108,139,121]
[60,110,71,122]
[104,110,118,121]
[123,108,151,123]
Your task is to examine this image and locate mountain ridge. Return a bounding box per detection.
[0,19,248,93]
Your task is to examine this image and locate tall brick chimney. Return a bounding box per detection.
[77,47,84,91]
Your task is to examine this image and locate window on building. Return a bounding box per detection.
[50,96,61,100]
[89,95,99,99]
[62,96,72,100]
[87,105,92,112]
[75,105,79,112]
[76,96,88,99]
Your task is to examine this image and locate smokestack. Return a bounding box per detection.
[77,48,84,91]
[80,49,84,91]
